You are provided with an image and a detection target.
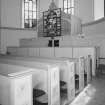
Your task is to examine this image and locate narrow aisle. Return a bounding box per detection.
[70,74,105,105]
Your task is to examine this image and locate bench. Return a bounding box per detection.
[7,46,97,77]
[85,55,92,84]
[0,55,75,104]
[21,56,85,93]
[30,55,92,90]
[0,57,60,105]
[20,56,85,93]
[0,62,33,105]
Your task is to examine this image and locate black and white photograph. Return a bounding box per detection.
[0,0,105,105]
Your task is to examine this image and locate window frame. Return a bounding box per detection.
[63,0,75,15]
[23,0,37,28]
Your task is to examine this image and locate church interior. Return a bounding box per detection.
[0,0,105,105]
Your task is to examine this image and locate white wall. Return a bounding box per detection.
[77,0,94,24]
[1,0,22,28]
[58,0,63,9]
[0,28,37,54]
[82,18,105,57]
[39,0,59,18]
[83,18,105,35]
[39,0,52,18]
[94,0,104,20]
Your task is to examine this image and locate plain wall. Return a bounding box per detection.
[39,0,59,18]
[77,0,94,24]
[83,18,105,35]
[82,18,105,57]
[1,0,22,28]
[39,0,52,18]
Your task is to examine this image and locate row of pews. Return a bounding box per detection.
[7,47,99,76]
[0,53,92,105]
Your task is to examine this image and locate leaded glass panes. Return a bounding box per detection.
[24,0,37,28]
[63,0,74,15]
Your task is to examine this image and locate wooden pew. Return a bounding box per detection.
[6,47,90,89]
[72,47,97,76]
[0,57,60,105]
[18,56,85,93]
[27,55,91,91]
[63,56,92,90]
[45,57,85,93]
[62,57,85,93]
[0,55,85,101]
[0,62,33,105]
[85,55,92,84]
[7,46,97,77]
[0,55,75,104]
[25,56,85,93]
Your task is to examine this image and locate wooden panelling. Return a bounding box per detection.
[39,48,55,57]
[7,46,97,76]
[55,48,73,58]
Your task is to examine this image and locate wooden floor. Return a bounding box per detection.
[70,73,105,105]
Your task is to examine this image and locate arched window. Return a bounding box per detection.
[63,0,74,15]
[24,0,37,28]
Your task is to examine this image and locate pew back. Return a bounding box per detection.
[0,63,33,105]
[0,55,75,103]
[7,46,97,76]
[0,59,60,105]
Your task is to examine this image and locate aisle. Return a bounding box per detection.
[70,74,105,105]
